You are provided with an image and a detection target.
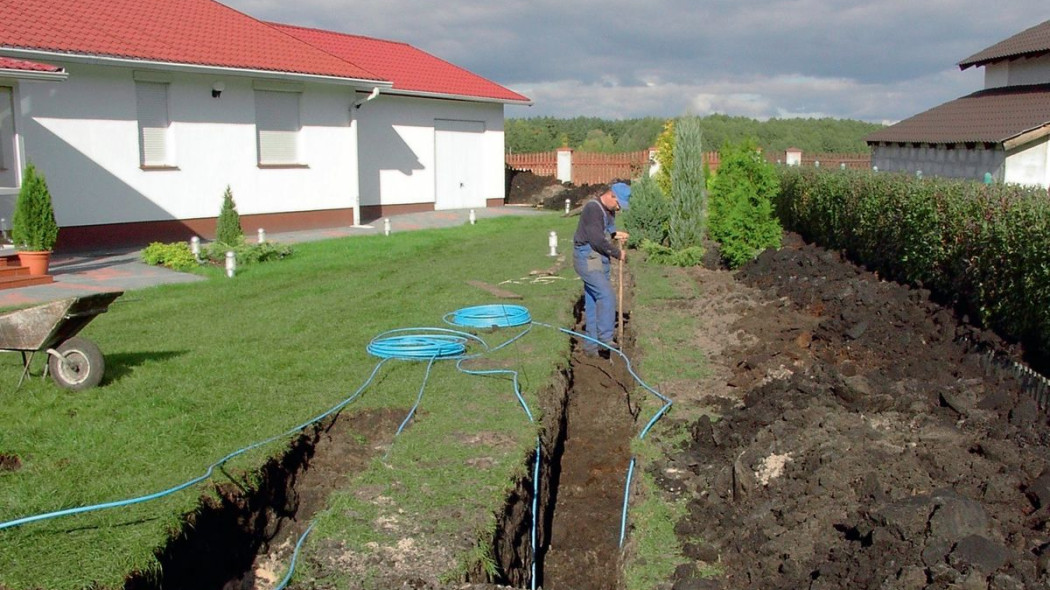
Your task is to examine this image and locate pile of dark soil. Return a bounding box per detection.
[660,234,1050,590]
[504,168,609,211]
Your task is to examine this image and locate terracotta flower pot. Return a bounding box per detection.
[17,250,52,276]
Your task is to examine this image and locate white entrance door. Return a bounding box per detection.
[435,119,485,210]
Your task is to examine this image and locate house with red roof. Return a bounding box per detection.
[0,0,530,250]
[867,20,1050,189]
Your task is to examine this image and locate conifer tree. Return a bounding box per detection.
[668,116,707,251]
[215,185,243,246]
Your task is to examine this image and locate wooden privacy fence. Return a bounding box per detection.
[506,149,872,185]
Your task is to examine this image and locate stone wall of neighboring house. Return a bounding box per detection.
[871,143,1006,182]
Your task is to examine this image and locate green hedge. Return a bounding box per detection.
[776,166,1050,355]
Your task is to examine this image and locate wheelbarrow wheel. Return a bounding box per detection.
[48,337,105,391]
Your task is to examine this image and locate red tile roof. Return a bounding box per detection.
[959,19,1050,70]
[0,0,382,81]
[0,56,62,73]
[272,23,531,104]
[865,84,1050,145]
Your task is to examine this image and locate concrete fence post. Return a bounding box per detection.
[557,147,573,184]
[648,146,660,178]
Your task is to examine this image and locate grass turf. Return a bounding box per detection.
[0,213,579,588]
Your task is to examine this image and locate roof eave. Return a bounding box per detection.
[959,49,1050,71]
[381,87,533,106]
[0,47,393,88]
[1004,123,1050,150]
[0,67,68,82]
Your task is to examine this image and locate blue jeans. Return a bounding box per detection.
[574,244,615,353]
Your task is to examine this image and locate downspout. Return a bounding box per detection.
[350,87,381,227]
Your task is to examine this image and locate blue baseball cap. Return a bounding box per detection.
[610,182,631,209]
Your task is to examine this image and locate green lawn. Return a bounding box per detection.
[0,213,580,588]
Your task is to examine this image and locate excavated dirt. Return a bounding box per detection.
[654,233,1050,590]
[505,168,609,211]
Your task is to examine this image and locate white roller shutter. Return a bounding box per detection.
[136,81,170,167]
[255,90,301,165]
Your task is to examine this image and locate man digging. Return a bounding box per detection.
[572,181,630,358]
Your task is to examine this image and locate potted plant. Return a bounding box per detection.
[11,162,59,275]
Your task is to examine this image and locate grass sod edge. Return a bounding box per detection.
[622,256,710,590]
[0,213,579,589]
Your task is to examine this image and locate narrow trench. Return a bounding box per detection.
[538,308,638,590]
[123,408,402,590]
[482,279,639,590]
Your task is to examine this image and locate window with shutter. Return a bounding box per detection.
[0,86,15,188]
[136,82,171,167]
[255,90,301,166]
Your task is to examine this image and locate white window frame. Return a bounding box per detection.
[0,85,16,188]
[135,80,173,168]
[254,83,303,167]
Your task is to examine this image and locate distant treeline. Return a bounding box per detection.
[505,114,886,154]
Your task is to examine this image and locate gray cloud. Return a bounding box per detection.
[225,0,1048,122]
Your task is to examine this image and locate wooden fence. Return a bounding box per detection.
[506,149,872,185]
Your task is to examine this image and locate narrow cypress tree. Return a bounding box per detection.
[215,185,243,246]
[668,116,707,250]
[12,162,59,251]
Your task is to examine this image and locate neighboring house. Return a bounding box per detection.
[0,0,530,251]
[866,19,1050,189]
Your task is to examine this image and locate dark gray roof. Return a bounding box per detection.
[959,19,1050,70]
[865,83,1050,145]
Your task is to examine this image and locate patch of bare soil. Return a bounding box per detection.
[656,233,1050,590]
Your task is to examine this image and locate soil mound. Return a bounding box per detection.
[664,234,1050,590]
[504,168,610,211]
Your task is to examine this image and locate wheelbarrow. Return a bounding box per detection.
[0,291,123,390]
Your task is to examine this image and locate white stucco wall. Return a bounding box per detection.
[354,94,505,208]
[10,62,362,227]
[1004,137,1050,188]
[983,54,1050,89]
[871,144,1005,181]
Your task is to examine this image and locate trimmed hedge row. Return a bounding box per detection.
[776,166,1050,356]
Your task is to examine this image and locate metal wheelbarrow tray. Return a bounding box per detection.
[0,291,123,390]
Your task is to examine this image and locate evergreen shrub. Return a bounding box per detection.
[708,139,782,268]
[12,162,59,251]
[620,173,671,248]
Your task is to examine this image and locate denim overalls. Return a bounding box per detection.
[573,201,617,354]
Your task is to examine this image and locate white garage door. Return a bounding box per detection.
[435,119,485,210]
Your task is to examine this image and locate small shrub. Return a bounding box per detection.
[12,162,59,251]
[203,240,293,266]
[640,240,703,267]
[141,242,198,271]
[215,186,244,247]
[620,174,671,248]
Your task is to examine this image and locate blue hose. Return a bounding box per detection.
[444,304,532,328]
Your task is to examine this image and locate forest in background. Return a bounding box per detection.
[505,114,886,154]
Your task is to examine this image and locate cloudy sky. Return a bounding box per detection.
[225,0,1048,124]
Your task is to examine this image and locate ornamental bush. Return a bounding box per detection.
[708,139,782,268]
[620,173,670,248]
[11,162,59,251]
[141,241,198,271]
[215,185,244,247]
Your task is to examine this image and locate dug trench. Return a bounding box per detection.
[120,285,641,589]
